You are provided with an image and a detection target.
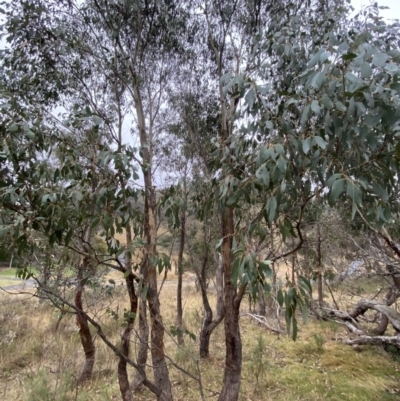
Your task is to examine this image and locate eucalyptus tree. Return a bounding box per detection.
[189,1,323,399]
[186,0,400,399]
[227,0,400,356]
[164,88,226,358]
[0,0,191,399]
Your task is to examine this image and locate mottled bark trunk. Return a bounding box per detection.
[132,294,149,391]
[38,260,51,304]
[317,220,323,307]
[134,79,172,400]
[118,227,138,401]
[218,207,242,401]
[145,195,172,401]
[118,273,138,401]
[176,209,185,345]
[75,263,95,383]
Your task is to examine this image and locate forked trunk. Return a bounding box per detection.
[198,250,224,359]
[132,294,149,391]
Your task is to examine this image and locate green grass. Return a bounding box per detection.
[0,267,38,278]
[0,279,16,287]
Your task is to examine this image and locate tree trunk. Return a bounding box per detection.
[317,220,323,307]
[135,80,172,400]
[257,282,266,316]
[198,249,224,359]
[176,209,185,345]
[118,273,137,401]
[145,194,172,401]
[75,260,95,384]
[117,227,138,401]
[132,294,149,391]
[218,206,242,401]
[291,237,296,285]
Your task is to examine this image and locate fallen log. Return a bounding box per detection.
[343,335,400,351]
[349,300,400,332]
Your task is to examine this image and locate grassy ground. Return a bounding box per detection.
[0,268,38,288]
[0,276,399,401]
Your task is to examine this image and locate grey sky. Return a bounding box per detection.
[351,0,400,20]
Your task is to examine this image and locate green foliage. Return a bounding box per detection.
[312,333,325,353]
[170,325,197,341]
[249,335,269,387]
[24,369,74,401]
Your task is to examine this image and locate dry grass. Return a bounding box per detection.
[0,277,399,401]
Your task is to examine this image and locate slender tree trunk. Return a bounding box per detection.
[176,209,186,345]
[118,273,137,401]
[257,282,266,316]
[145,194,172,401]
[218,207,242,401]
[317,220,323,307]
[75,256,95,383]
[291,237,296,285]
[135,81,172,400]
[132,293,149,391]
[198,249,224,359]
[118,227,138,401]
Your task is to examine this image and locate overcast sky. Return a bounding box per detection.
[351,0,400,20]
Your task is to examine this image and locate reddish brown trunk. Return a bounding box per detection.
[75,263,95,383]
[176,209,185,345]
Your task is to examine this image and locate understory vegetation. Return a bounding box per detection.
[1,277,400,401]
